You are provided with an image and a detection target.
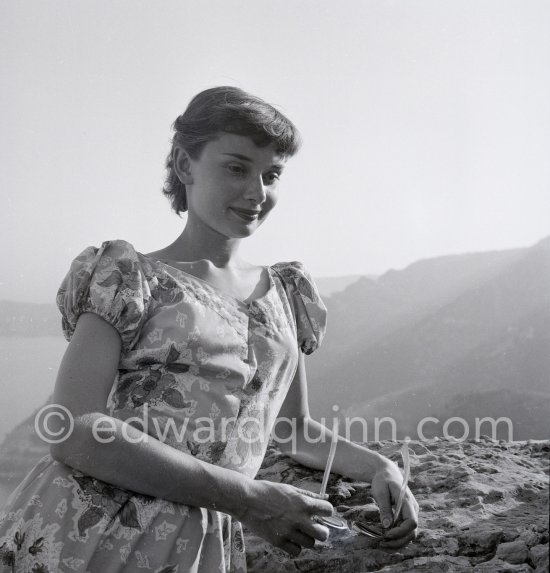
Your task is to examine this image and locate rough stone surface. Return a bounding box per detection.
[245,439,549,572]
[495,540,531,565]
[530,543,549,573]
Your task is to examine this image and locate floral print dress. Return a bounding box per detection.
[0,239,327,573]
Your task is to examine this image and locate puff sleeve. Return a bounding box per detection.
[271,261,327,355]
[56,239,152,354]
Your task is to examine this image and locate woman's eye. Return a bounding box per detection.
[227,164,246,176]
[263,172,280,185]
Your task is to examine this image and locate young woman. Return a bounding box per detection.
[0,87,418,572]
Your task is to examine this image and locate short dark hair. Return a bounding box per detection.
[162,86,302,215]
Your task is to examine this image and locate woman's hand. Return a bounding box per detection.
[239,480,334,557]
[370,461,419,548]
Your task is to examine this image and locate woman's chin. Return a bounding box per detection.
[228,219,265,238]
[231,226,258,239]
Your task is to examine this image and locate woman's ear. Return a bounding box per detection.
[173,145,194,185]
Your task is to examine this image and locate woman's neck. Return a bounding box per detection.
[164,218,243,268]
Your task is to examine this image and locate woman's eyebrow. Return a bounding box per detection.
[222,152,285,170]
[222,153,252,162]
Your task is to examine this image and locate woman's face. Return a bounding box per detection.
[177,133,287,239]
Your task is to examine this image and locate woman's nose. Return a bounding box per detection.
[245,175,267,204]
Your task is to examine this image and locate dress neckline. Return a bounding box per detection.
[138,252,274,306]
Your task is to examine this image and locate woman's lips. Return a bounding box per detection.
[231,208,260,221]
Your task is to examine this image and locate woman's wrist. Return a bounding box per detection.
[336,445,396,481]
[374,453,400,474]
[217,471,256,521]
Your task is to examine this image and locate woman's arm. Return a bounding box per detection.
[50,312,333,555]
[276,352,390,480]
[49,312,248,517]
[276,352,418,546]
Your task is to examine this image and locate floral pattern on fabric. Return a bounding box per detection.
[0,239,327,572]
[55,241,153,354]
[271,261,328,354]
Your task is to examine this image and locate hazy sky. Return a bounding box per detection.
[1,0,549,303]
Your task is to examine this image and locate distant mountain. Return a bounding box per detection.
[306,237,550,438]
[346,385,550,441]
[311,244,526,359]
[314,274,373,297]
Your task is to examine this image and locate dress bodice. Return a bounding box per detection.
[56,239,328,478]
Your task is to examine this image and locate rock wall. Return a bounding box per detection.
[245,439,549,572]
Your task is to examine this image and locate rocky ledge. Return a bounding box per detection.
[245,438,549,573]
